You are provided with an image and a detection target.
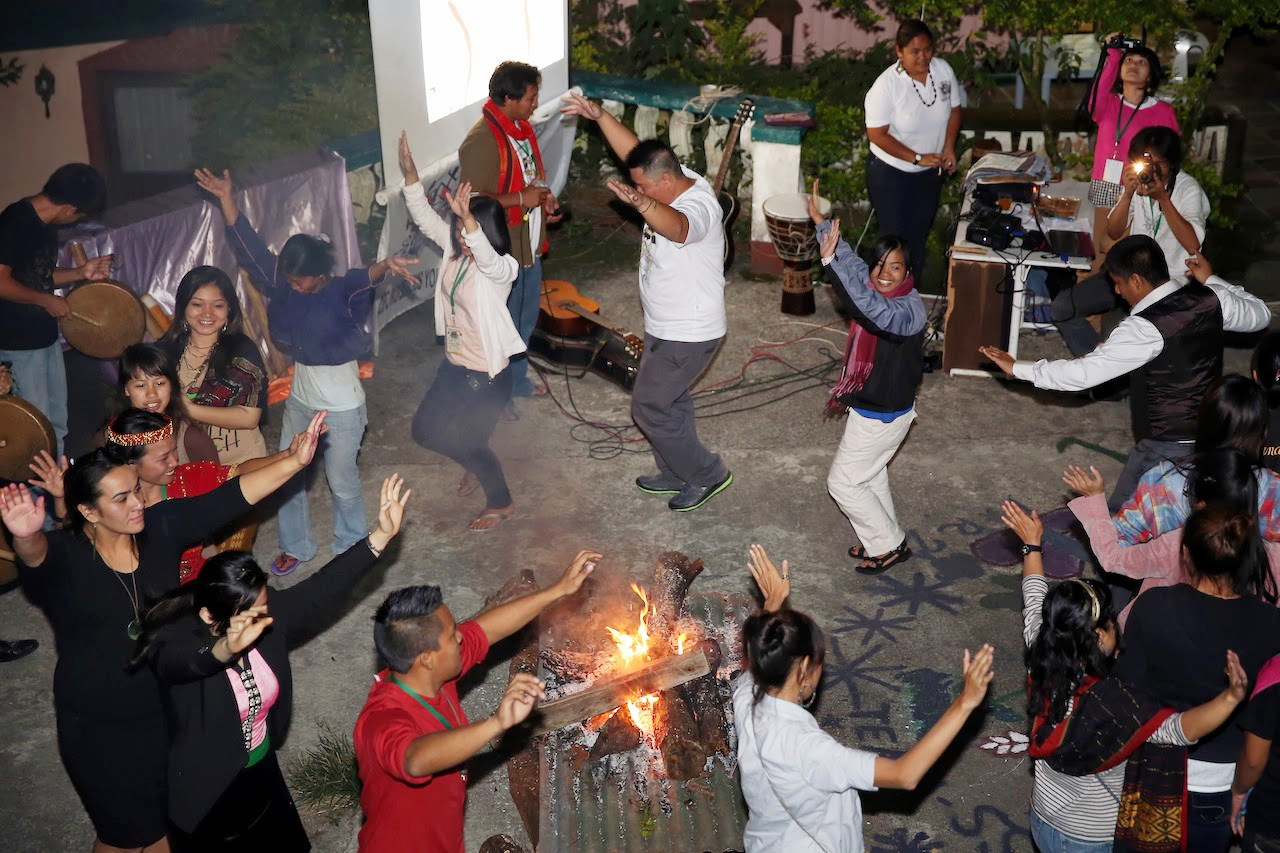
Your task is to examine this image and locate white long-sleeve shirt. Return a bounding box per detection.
[1013,276,1271,391]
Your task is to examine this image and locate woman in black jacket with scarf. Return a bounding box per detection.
[130,474,410,851]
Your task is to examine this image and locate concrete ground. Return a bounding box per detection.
[4,35,1279,853]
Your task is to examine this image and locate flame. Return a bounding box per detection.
[605,583,652,669]
[676,633,687,655]
[626,693,658,732]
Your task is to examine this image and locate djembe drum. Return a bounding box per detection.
[60,244,146,359]
[763,192,831,316]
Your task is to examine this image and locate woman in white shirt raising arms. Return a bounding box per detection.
[863,20,964,283]
[735,545,993,852]
[398,133,525,532]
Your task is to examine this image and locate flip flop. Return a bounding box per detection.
[468,508,513,532]
[530,381,549,397]
[270,554,301,577]
[457,472,480,498]
[501,404,520,423]
[855,541,912,576]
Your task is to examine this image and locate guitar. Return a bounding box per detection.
[711,98,755,273]
[532,280,644,391]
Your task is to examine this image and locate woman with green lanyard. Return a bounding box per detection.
[128,473,409,850]
[398,132,525,532]
[1050,125,1209,360]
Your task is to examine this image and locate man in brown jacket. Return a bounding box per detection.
[458,61,561,399]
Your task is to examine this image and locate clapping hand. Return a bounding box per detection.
[1062,464,1105,498]
[398,131,420,185]
[0,483,45,539]
[999,500,1043,546]
[958,644,995,710]
[559,92,603,122]
[553,549,601,598]
[495,673,546,730]
[747,544,790,612]
[28,450,69,499]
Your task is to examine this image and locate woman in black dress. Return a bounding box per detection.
[0,410,326,852]
[129,474,409,851]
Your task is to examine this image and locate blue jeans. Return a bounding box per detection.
[505,258,543,396]
[1187,790,1232,853]
[1,343,68,457]
[1030,809,1113,852]
[275,397,368,561]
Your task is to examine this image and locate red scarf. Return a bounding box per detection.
[826,274,916,414]
[481,99,546,231]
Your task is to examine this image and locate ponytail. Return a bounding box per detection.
[741,609,825,706]
[1027,579,1116,724]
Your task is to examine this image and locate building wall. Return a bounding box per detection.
[0,42,123,203]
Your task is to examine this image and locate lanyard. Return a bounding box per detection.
[1113,96,1145,155]
[1146,197,1164,238]
[391,676,459,730]
[447,258,472,316]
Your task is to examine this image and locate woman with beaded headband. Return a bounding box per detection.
[157,266,269,467]
[1002,499,1250,851]
[0,409,326,852]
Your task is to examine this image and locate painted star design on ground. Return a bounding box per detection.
[867,828,944,852]
[831,604,915,645]
[872,570,963,616]
[819,635,905,712]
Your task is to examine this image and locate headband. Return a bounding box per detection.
[105,416,174,447]
[1068,578,1101,624]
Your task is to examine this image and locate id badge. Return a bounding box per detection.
[446,327,463,355]
[1102,158,1124,184]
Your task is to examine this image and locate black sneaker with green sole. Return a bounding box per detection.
[668,472,733,512]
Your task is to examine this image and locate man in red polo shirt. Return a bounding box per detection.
[353,550,598,852]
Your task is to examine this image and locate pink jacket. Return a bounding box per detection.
[1090,47,1180,182]
[1068,492,1280,629]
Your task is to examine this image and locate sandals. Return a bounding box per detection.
[854,540,912,576]
[848,544,866,560]
[457,472,480,498]
[468,507,513,532]
[270,554,301,577]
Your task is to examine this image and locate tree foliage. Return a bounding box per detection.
[187,0,377,168]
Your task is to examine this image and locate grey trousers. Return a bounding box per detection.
[631,334,728,487]
[1108,437,1196,512]
[1050,273,1117,358]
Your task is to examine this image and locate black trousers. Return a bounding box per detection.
[866,154,944,283]
[171,752,309,852]
[411,360,514,507]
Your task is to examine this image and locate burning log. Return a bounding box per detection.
[655,685,709,780]
[586,708,642,761]
[675,638,730,759]
[649,551,704,639]
[528,649,710,735]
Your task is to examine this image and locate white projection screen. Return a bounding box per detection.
[370,0,570,170]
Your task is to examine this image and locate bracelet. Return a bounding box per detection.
[368,538,384,557]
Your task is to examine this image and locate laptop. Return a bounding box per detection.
[1046,229,1096,260]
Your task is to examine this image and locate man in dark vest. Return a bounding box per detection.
[458,61,561,401]
[981,235,1270,511]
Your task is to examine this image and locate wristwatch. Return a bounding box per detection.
[912,152,922,165]
[1020,543,1042,557]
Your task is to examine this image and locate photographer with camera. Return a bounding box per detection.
[1051,125,1209,362]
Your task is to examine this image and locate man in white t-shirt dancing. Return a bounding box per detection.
[561,93,732,511]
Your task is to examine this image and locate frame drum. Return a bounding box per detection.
[0,394,55,483]
[61,280,147,359]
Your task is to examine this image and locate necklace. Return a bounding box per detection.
[907,69,937,107]
[92,525,142,639]
[180,341,214,397]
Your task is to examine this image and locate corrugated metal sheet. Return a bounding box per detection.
[537,593,752,853]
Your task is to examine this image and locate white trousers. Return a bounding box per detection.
[826,407,917,556]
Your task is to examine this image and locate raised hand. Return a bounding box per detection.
[0,483,45,539]
[28,450,69,499]
[559,92,603,122]
[747,543,790,612]
[807,179,825,225]
[1185,253,1213,285]
[958,644,995,710]
[1062,464,1105,497]
[441,182,472,220]
[605,179,654,214]
[999,500,1043,546]
[554,549,601,598]
[223,605,273,655]
[495,673,546,730]
[374,474,412,541]
[379,256,420,284]
[194,167,234,202]
[819,220,840,261]
[398,131,420,185]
